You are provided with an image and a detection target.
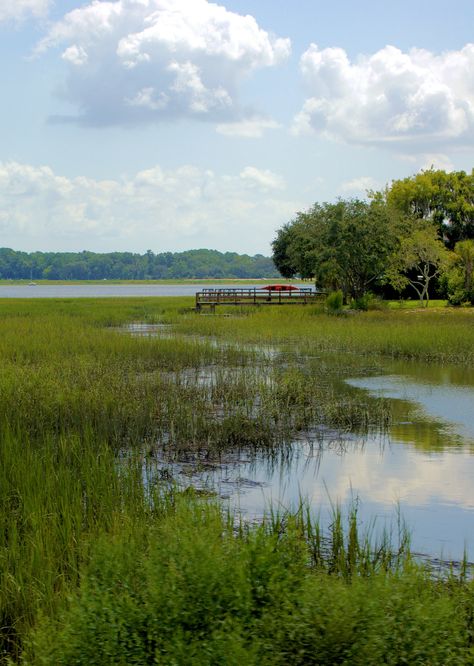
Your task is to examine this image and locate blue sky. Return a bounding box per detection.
[0,0,473,255]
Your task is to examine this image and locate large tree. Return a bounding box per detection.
[384,168,474,248]
[271,224,299,279]
[272,199,398,300]
[444,239,474,305]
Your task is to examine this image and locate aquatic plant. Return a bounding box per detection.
[23,498,474,665]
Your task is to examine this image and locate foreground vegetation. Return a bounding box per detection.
[1,297,474,664]
[24,500,473,665]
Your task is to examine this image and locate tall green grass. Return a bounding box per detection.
[23,498,474,665]
[0,297,473,663]
[174,304,474,365]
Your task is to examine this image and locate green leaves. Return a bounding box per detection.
[272,199,398,299]
[386,168,474,248]
[445,240,474,305]
[385,225,449,306]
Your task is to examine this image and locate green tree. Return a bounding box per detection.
[271,223,301,278]
[272,199,398,299]
[386,225,449,307]
[445,239,474,305]
[384,168,474,248]
[0,248,279,280]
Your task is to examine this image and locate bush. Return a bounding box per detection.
[352,293,388,311]
[325,290,344,313]
[24,499,474,665]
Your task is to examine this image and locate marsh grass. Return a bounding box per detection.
[174,303,474,365]
[0,297,473,662]
[23,497,474,665]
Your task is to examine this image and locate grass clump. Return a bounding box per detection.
[23,499,474,665]
[175,302,474,365]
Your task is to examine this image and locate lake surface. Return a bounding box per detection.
[0,284,266,298]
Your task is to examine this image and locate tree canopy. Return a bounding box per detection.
[0,248,279,280]
[272,167,474,304]
[443,239,474,305]
[385,225,449,306]
[272,199,398,300]
[385,168,474,248]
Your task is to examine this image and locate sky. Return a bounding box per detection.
[0,0,473,256]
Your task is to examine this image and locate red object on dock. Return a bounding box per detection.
[262,284,299,292]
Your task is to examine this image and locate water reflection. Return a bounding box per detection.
[125,323,474,563]
[346,360,474,445]
[156,356,474,562]
[159,435,474,562]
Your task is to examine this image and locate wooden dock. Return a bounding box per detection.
[195,287,326,312]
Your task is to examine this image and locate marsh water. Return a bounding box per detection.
[142,324,474,564]
[232,359,474,562]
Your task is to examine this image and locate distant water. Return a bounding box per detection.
[0,284,267,298]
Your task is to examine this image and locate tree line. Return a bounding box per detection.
[0,248,279,281]
[272,169,474,306]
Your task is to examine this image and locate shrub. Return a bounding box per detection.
[352,293,388,311]
[24,500,474,666]
[325,290,344,313]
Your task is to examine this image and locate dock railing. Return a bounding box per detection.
[195,287,326,311]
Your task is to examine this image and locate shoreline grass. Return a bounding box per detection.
[172,301,474,365]
[22,498,474,665]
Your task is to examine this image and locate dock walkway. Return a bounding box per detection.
[195,288,326,312]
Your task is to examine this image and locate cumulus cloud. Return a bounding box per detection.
[0,0,51,22]
[0,161,295,253]
[421,154,457,172]
[294,43,474,150]
[34,0,290,126]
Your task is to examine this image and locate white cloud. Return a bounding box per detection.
[240,166,285,190]
[61,45,89,66]
[0,0,51,22]
[341,176,379,193]
[0,161,294,253]
[308,443,474,515]
[34,0,290,126]
[294,43,474,151]
[216,116,280,138]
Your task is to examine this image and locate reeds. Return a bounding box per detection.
[173,303,474,365]
[22,497,474,665]
[0,297,473,663]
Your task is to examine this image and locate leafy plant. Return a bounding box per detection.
[325,289,344,312]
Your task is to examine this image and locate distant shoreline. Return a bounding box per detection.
[0,278,306,286]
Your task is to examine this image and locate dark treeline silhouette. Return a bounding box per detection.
[0,248,279,280]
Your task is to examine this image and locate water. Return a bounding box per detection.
[156,353,474,563]
[0,283,267,298]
